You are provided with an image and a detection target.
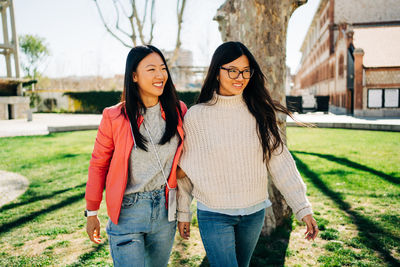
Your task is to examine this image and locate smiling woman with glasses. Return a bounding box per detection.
[175,41,318,267]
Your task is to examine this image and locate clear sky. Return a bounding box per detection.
[6,0,319,78]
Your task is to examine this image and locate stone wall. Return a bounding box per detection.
[0,97,30,120]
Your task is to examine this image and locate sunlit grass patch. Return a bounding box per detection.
[284,127,400,267]
[0,127,399,266]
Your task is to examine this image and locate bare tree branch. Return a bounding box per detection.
[132,0,146,45]
[95,0,184,49]
[142,0,149,28]
[112,0,132,38]
[169,0,186,65]
[118,0,131,18]
[93,0,133,48]
[147,0,156,44]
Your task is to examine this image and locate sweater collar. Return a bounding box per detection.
[211,91,246,107]
[136,101,165,126]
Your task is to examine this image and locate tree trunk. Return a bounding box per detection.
[215,0,307,235]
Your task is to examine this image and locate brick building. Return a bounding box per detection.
[293,0,400,116]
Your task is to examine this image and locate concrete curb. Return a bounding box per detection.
[47,125,99,133]
[287,122,400,132]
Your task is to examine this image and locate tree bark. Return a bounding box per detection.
[215,0,307,235]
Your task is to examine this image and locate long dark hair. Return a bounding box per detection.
[121,45,182,151]
[198,41,291,162]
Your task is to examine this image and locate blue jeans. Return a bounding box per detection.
[197,208,266,267]
[106,188,176,267]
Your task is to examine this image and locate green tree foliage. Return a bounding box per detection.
[18,34,50,78]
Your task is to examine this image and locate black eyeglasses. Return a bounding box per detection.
[220,67,254,79]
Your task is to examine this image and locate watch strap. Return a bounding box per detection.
[84,210,98,217]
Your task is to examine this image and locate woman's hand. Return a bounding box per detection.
[178,221,190,240]
[302,214,318,241]
[86,216,102,244]
[176,167,186,179]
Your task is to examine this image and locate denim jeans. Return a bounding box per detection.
[197,208,266,267]
[106,187,176,267]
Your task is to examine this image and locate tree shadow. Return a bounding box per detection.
[0,183,86,212]
[199,256,209,267]
[292,153,400,266]
[251,218,292,267]
[68,240,110,266]
[292,151,400,186]
[0,192,85,236]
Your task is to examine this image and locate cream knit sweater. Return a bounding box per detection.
[177,93,312,222]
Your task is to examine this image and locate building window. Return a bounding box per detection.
[368,89,383,108]
[385,89,400,107]
[338,54,344,77]
[368,89,400,108]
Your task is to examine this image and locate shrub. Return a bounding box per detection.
[64,91,121,114]
[64,91,200,113]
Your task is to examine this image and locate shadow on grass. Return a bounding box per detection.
[292,151,400,186]
[199,256,209,266]
[292,153,400,266]
[251,218,292,266]
[0,183,86,212]
[0,192,85,236]
[68,240,110,267]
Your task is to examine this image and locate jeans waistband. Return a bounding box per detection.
[124,186,165,200]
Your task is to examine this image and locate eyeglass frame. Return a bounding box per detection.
[219,66,254,79]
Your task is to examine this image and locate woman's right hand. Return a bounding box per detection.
[178,221,190,240]
[86,216,102,244]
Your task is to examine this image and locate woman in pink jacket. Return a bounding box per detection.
[85,45,187,267]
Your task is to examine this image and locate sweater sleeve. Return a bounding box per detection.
[177,176,193,222]
[267,144,313,221]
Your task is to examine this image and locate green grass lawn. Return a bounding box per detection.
[0,128,399,266]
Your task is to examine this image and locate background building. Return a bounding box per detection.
[294,0,400,116]
[0,0,30,120]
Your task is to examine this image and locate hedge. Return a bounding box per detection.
[64,90,200,114]
[64,91,122,114]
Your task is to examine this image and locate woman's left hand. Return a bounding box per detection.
[176,167,186,179]
[302,214,318,241]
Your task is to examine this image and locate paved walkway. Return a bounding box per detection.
[0,112,399,138]
[287,113,400,131]
[0,113,101,137]
[0,170,29,208]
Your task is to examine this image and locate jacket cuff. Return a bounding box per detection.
[177,211,192,222]
[295,207,313,222]
[86,200,101,211]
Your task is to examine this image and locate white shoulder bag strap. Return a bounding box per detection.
[142,121,177,222]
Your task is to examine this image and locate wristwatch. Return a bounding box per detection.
[84,210,98,217]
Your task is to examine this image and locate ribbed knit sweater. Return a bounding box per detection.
[177,92,312,222]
